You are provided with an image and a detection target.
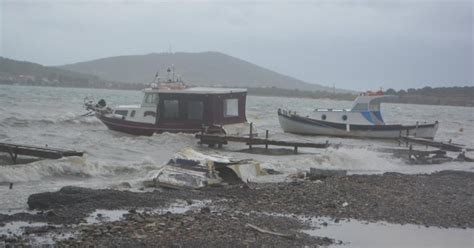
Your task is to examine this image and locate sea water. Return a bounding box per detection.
[0,85,473,211]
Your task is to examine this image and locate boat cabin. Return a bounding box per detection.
[313,91,396,126]
[109,86,249,134]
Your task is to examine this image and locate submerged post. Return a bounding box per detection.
[405,129,409,147]
[7,147,17,164]
[414,121,419,137]
[200,128,204,146]
[398,130,402,146]
[249,123,253,150]
[265,130,269,149]
[409,144,413,160]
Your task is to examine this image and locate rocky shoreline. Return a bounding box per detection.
[1,170,473,247]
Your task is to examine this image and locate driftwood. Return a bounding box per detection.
[245,223,295,239]
[0,142,83,164]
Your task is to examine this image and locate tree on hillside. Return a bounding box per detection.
[385,88,397,95]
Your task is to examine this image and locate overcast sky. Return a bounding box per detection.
[1,0,472,90]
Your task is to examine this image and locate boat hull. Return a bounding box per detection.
[278,110,438,139]
[96,114,250,136]
[97,114,204,136]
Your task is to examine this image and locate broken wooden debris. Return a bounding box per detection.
[399,136,465,152]
[146,148,264,190]
[457,152,474,162]
[376,147,446,157]
[196,133,329,154]
[0,142,84,164]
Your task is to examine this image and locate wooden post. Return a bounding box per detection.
[200,128,204,146]
[265,130,269,149]
[414,121,419,137]
[8,147,17,164]
[398,130,402,146]
[294,146,298,154]
[409,145,412,159]
[406,129,409,147]
[249,122,253,150]
[9,183,13,190]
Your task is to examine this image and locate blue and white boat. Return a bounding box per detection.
[278,91,438,139]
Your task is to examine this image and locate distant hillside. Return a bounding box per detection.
[58,52,338,92]
[0,57,102,87]
[384,86,474,107]
[0,57,140,89]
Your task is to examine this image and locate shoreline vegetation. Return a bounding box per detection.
[2,80,472,107]
[1,56,472,107]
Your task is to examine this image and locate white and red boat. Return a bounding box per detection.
[85,78,252,136]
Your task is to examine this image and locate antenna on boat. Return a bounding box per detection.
[166,67,171,82]
[153,67,160,84]
[172,64,175,82]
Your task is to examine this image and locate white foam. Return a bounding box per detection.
[256,147,402,176]
[0,156,162,183]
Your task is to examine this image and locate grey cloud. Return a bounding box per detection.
[1,0,472,90]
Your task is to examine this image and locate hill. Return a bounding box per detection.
[0,57,139,89]
[0,57,102,87]
[384,86,474,107]
[58,52,337,92]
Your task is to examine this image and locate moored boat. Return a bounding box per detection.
[85,72,252,136]
[278,91,439,139]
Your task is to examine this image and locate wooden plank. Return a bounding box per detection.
[376,147,446,156]
[400,137,464,152]
[245,223,295,239]
[0,142,83,161]
[195,134,329,149]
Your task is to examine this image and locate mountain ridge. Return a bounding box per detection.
[58,51,338,92]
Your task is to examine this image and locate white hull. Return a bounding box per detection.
[278,113,438,139]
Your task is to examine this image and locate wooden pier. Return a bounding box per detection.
[0,142,84,164]
[399,136,466,152]
[196,128,329,154]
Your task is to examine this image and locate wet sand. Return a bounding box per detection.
[1,170,473,247]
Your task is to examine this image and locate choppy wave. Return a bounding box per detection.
[0,156,162,183]
[1,114,101,127]
[260,147,403,175]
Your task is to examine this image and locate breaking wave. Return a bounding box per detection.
[0,156,162,183]
[260,147,403,175]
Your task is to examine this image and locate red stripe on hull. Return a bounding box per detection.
[97,115,204,136]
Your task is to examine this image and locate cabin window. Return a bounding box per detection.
[369,104,381,111]
[223,98,239,117]
[144,93,159,105]
[352,103,368,111]
[144,111,156,117]
[163,100,180,119]
[342,115,348,121]
[187,101,203,120]
[114,110,128,116]
[130,110,136,118]
[321,114,327,120]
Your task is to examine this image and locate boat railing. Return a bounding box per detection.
[314,108,350,112]
[278,108,297,116]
